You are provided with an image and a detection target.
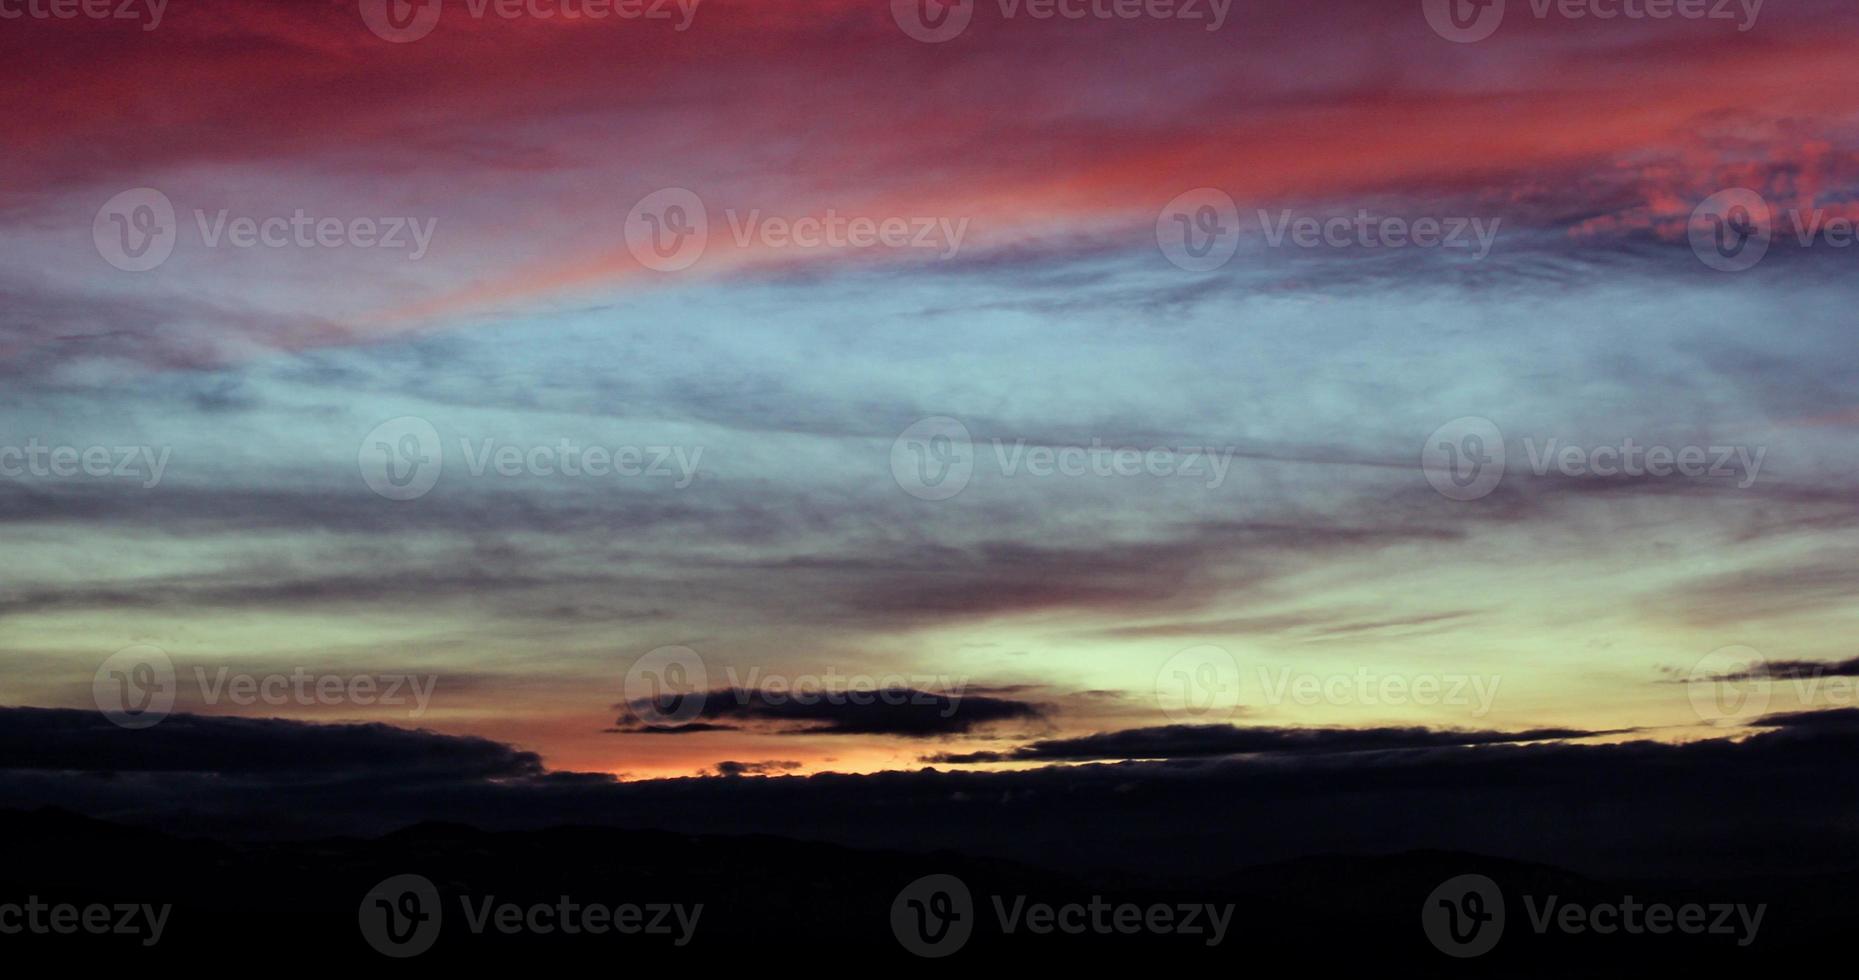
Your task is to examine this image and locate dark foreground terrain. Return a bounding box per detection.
[0,807,1849,971]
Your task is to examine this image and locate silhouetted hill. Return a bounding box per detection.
[0,809,1849,970]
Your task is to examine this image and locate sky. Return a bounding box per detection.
[3,0,1858,782]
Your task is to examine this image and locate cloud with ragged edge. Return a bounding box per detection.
[7,705,1859,880]
[919,722,1623,763]
[608,687,1047,737]
[707,759,802,777]
[1663,655,1859,683]
[0,705,541,777]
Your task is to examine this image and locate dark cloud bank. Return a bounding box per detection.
[921,722,1616,763]
[608,686,1044,736]
[4,705,1857,880]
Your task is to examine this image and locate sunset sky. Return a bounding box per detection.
[4,0,1858,781]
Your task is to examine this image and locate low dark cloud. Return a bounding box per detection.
[922,723,1615,763]
[709,760,802,777]
[0,706,541,778]
[1681,656,1859,683]
[1746,706,1859,731]
[605,722,740,735]
[7,705,1859,879]
[610,687,1044,737]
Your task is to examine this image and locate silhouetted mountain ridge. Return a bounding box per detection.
[0,809,1848,971]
